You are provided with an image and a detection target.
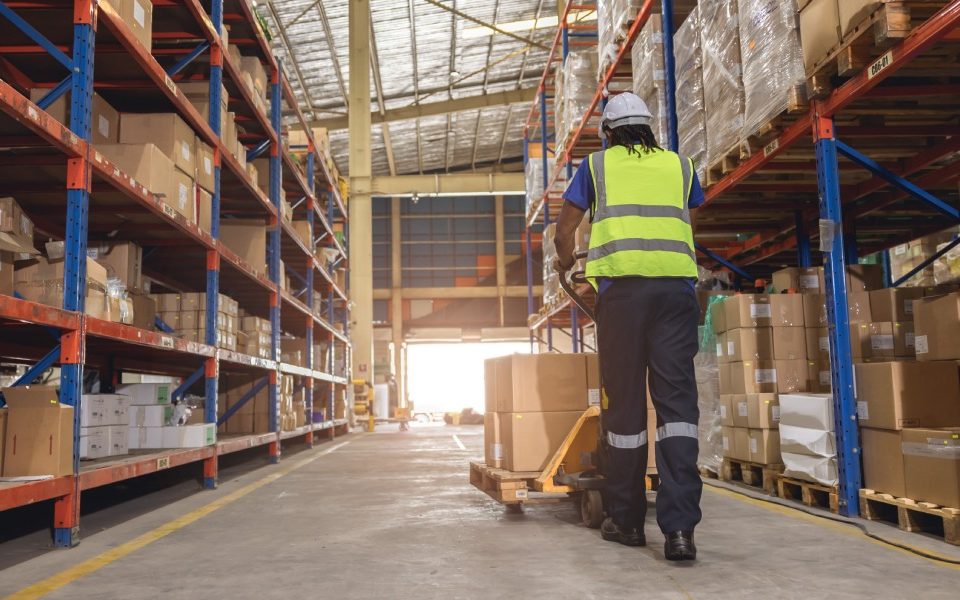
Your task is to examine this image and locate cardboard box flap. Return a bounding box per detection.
[1,385,60,408]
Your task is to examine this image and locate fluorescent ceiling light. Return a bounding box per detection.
[462,10,597,39]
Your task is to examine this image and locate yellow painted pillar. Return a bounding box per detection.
[391,196,405,407]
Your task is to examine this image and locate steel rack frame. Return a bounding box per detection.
[522,1,960,518]
[0,0,350,546]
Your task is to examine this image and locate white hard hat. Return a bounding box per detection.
[598,92,653,138]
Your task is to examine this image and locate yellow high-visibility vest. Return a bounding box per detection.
[585,146,698,288]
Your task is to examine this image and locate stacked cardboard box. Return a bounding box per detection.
[102,0,153,50]
[80,394,130,459]
[220,219,267,273]
[279,374,298,431]
[30,89,120,148]
[554,50,598,152]
[281,337,309,367]
[798,0,883,72]
[888,227,959,287]
[122,382,215,448]
[239,315,272,359]
[1,386,73,477]
[720,393,781,465]
[16,255,111,320]
[153,292,239,350]
[483,353,600,472]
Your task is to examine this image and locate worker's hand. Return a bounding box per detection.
[553,257,574,274]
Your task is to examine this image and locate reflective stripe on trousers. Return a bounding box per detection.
[607,430,648,449]
[656,422,698,442]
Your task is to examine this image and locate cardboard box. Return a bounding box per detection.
[0,252,15,295]
[724,328,774,363]
[849,322,872,360]
[0,409,6,474]
[220,220,267,272]
[119,113,196,176]
[117,382,172,405]
[195,141,215,193]
[782,452,838,486]
[870,288,923,322]
[854,361,960,430]
[731,394,749,428]
[499,411,583,472]
[197,187,212,234]
[31,89,119,146]
[775,359,810,394]
[848,291,872,323]
[121,0,153,51]
[814,360,833,393]
[772,267,824,293]
[2,386,73,477]
[749,429,781,465]
[493,354,593,413]
[710,298,727,334]
[171,170,196,223]
[97,143,177,203]
[585,353,601,406]
[727,361,777,394]
[484,412,502,468]
[800,0,841,71]
[719,394,735,427]
[240,57,268,99]
[161,424,216,448]
[0,196,36,254]
[802,292,872,327]
[80,394,130,427]
[846,264,885,292]
[914,293,960,361]
[840,0,881,36]
[14,256,109,319]
[867,322,914,359]
[805,327,830,362]
[902,427,960,508]
[770,295,805,327]
[128,426,163,449]
[746,393,780,429]
[80,425,111,460]
[88,241,142,292]
[773,326,806,361]
[724,295,772,329]
[860,427,906,497]
[721,426,751,461]
[780,393,834,431]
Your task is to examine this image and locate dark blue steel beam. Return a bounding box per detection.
[836,140,959,220]
[154,316,176,333]
[661,0,680,152]
[894,236,960,287]
[165,41,211,77]
[695,242,753,281]
[217,377,269,426]
[36,76,72,110]
[0,2,72,68]
[247,139,271,162]
[795,210,811,268]
[172,366,205,402]
[13,345,61,387]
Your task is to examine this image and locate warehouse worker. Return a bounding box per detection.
[553,92,703,561]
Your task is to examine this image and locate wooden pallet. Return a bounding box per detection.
[706,141,751,187]
[720,458,782,495]
[699,466,719,480]
[806,1,949,99]
[469,461,566,505]
[859,489,960,546]
[776,476,839,513]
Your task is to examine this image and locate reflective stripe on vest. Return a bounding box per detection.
[585,147,698,285]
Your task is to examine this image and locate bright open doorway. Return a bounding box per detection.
[405,342,530,416]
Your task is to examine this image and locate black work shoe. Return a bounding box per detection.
[664,531,697,561]
[600,518,646,547]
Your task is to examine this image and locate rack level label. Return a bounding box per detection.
[157,457,171,470]
[868,51,893,80]
[162,202,177,219]
[763,138,780,157]
[160,335,175,349]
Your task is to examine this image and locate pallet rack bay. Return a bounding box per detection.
[524,1,960,517]
[0,0,351,546]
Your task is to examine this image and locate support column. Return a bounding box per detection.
[495,195,505,326]
[390,196,405,408]
[349,0,374,389]
[813,113,861,517]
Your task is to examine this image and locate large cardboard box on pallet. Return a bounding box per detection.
[854,361,960,430]
[799,0,842,72]
[484,412,502,468]
[773,327,806,361]
[722,426,751,462]
[746,393,780,429]
[902,427,960,508]
[861,427,906,498]
[1,386,72,477]
[491,353,596,413]
[500,411,583,472]
[749,429,781,464]
[770,295,805,327]
[840,0,882,36]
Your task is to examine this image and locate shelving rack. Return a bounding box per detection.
[523,0,960,518]
[0,0,351,546]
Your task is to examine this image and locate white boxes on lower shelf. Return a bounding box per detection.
[128,424,216,450]
[778,393,837,486]
[80,394,132,459]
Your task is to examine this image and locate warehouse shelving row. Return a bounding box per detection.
[523,0,960,518]
[0,0,351,546]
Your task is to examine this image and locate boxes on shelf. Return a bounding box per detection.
[854,361,960,430]
[97,143,178,207]
[778,393,837,486]
[281,337,308,367]
[118,382,172,405]
[30,89,119,147]
[129,423,215,449]
[869,287,924,322]
[80,424,129,459]
[80,394,130,428]
[194,141,216,194]
[15,255,109,319]
[1,386,72,477]
[102,0,153,51]
[888,228,959,287]
[219,219,267,273]
[177,81,229,139]
[798,0,841,72]
[554,49,597,154]
[119,113,196,178]
[914,292,960,361]
[88,241,143,293]
[738,0,806,139]
[721,426,751,461]
[700,0,745,167]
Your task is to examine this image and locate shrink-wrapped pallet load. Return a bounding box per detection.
[674,7,708,180]
[700,0,746,167]
[631,15,670,147]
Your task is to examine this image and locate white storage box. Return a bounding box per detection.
[129,404,175,427]
[128,426,164,449]
[779,424,837,457]
[81,394,130,427]
[779,393,834,431]
[117,382,173,405]
[782,451,838,486]
[161,424,215,448]
[80,426,110,460]
[107,424,129,456]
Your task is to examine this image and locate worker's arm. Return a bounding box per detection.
[554,201,587,272]
[688,170,705,239]
[690,206,698,237]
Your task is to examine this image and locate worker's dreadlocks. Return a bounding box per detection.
[605,123,662,156]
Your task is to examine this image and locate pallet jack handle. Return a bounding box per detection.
[558,251,595,322]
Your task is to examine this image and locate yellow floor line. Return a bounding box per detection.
[704,483,960,571]
[7,440,353,600]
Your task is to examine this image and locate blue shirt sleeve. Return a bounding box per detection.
[562,160,594,212]
[688,171,705,209]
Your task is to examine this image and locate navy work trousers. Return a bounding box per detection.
[596,277,702,533]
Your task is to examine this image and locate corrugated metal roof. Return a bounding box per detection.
[258,0,555,176]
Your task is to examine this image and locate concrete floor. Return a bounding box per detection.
[3,424,960,598]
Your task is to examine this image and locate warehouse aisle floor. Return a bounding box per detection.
[3,425,960,599]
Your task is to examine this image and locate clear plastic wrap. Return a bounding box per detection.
[596,0,618,80]
[696,296,725,475]
[934,240,960,285]
[700,0,745,166]
[737,0,806,138]
[542,223,561,307]
[674,7,708,180]
[889,226,959,287]
[524,155,554,221]
[555,50,598,152]
[631,15,669,147]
